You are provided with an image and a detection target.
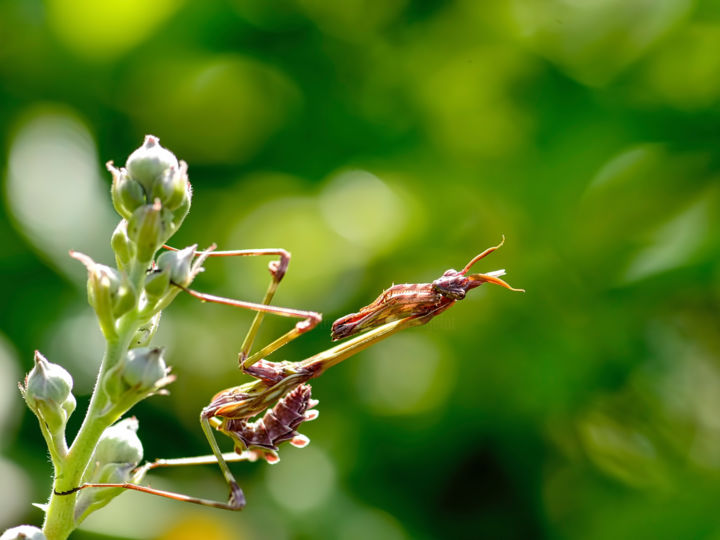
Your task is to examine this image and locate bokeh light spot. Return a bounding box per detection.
[46,0,184,61]
[5,107,116,280]
[511,0,691,85]
[320,170,406,252]
[47,311,106,394]
[355,333,454,416]
[623,195,710,282]
[125,55,300,164]
[640,24,720,109]
[156,514,244,540]
[294,0,407,40]
[338,506,408,540]
[228,196,366,311]
[411,46,533,159]
[0,334,20,449]
[0,457,31,529]
[266,446,336,512]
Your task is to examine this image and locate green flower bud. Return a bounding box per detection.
[122,347,168,391]
[156,245,196,287]
[75,461,137,521]
[20,351,75,433]
[125,135,179,198]
[94,462,135,484]
[151,160,191,211]
[143,267,171,302]
[89,265,133,318]
[131,312,162,348]
[108,161,147,220]
[127,200,167,263]
[0,525,47,540]
[75,420,145,520]
[71,251,136,337]
[170,188,192,232]
[94,417,143,465]
[111,220,134,270]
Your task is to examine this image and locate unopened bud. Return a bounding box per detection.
[122,347,168,391]
[126,136,179,198]
[88,263,134,318]
[170,191,192,234]
[143,267,171,302]
[112,284,135,320]
[131,312,161,348]
[20,351,75,432]
[0,525,46,540]
[151,161,191,211]
[108,162,147,220]
[74,420,144,518]
[127,200,167,263]
[71,252,136,337]
[96,462,136,485]
[75,460,137,519]
[111,220,134,269]
[94,417,143,465]
[156,245,196,287]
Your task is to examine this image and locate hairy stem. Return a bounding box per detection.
[42,322,137,540]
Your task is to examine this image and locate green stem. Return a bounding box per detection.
[37,420,68,471]
[42,325,136,540]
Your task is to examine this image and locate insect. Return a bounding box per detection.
[59,239,522,510]
[332,237,524,340]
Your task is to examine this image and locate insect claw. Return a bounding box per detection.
[228,482,247,510]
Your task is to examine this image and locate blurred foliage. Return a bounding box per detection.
[1,0,720,539]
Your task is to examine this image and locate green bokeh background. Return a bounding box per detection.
[2,1,720,539]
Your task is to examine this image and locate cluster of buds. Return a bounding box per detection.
[68,137,206,343]
[109,135,191,265]
[13,137,206,535]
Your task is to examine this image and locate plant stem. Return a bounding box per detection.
[42,326,136,540]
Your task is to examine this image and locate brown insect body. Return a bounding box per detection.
[220,384,318,453]
[331,281,451,340]
[202,362,316,421]
[331,239,523,341]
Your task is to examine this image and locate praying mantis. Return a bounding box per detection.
[58,237,523,510]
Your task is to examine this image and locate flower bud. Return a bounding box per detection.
[93,417,143,465]
[75,461,137,520]
[172,184,192,222]
[122,347,168,391]
[156,245,196,287]
[74,420,144,520]
[108,162,147,220]
[0,525,46,540]
[90,265,134,317]
[151,161,191,211]
[20,351,75,433]
[130,312,161,348]
[125,136,179,199]
[111,220,135,270]
[71,252,136,337]
[127,200,167,263]
[112,284,136,320]
[143,267,171,302]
